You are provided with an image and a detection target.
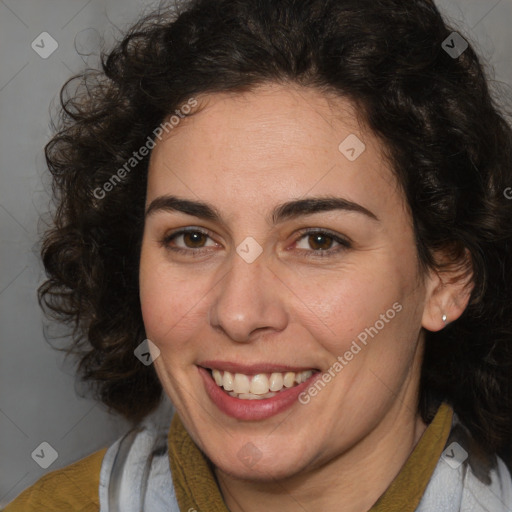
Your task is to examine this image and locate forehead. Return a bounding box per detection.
[146,84,401,219]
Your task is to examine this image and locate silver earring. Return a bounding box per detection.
[442,314,447,323]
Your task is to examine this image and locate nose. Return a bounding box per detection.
[208,252,288,343]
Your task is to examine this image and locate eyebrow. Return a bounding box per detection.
[145,195,379,223]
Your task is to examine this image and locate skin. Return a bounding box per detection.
[139,83,472,511]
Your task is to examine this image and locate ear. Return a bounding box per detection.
[422,248,474,332]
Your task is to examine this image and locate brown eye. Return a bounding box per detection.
[294,229,351,258]
[307,233,334,251]
[161,228,218,254]
[182,231,208,248]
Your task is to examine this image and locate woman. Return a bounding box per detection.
[4,0,512,510]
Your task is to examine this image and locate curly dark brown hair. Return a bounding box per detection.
[39,0,512,465]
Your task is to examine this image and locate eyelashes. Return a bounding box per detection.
[160,227,351,259]
[294,230,351,255]
[160,228,216,256]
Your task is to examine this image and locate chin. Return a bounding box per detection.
[210,446,311,482]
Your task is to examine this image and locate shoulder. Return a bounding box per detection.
[3,397,177,512]
[2,448,107,512]
[417,412,512,511]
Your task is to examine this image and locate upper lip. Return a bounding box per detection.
[198,360,319,375]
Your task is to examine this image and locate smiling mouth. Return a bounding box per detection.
[206,368,320,400]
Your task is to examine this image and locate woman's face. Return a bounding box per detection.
[139,84,431,480]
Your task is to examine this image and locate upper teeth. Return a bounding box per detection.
[211,369,314,395]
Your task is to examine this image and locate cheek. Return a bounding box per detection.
[284,254,419,362]
[139,248,206,345]
[285,266,394,334]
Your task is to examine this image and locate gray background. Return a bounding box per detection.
[0,0,511,505]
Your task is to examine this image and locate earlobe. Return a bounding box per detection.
[421,250,474,332]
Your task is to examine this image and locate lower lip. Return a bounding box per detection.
[198,366,321,421]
